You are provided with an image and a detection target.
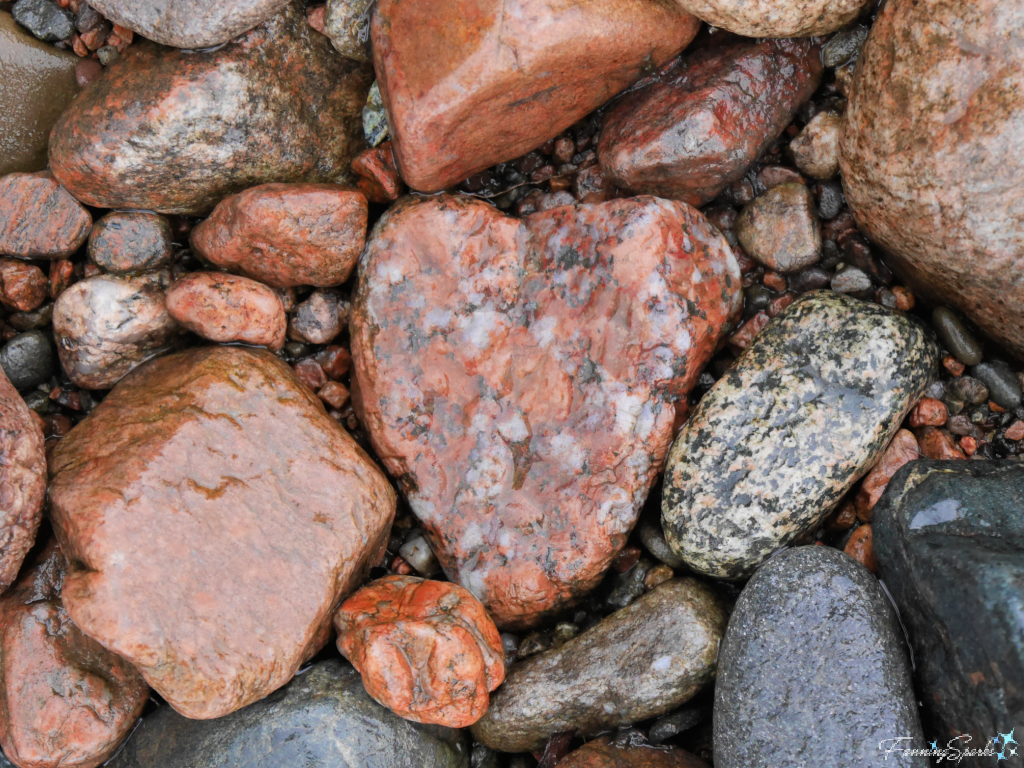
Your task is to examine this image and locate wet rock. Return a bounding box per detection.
[663,292,937,579]
[840,0,1024,359]
[288,288,348,345]
[335,575,506,727]
[949,375,988,406]
[165,272,286,350]
[789,111,841,179]
[49,3,372,215]
[373,0,700,192]
[674,0,870,36]
[908,397,947,428]
[52,272,180,389]
[105,660,468,768]
[362,80,389,147]
[0,172,91,259]
[916,426,965,461]
[0,259,46,312]
[88,211,174,275]
[7,303,54,333]
[12,0,74,41]
[844,523,876,572]
[352,195,740,628]
[971,361,1023,410]
[736,183,821,274]
[48,346,397,719]
[560,736,708,768]
[931,307,983,367]
[874,461,1024,747]
[831,265,873,295]
[190,183,367,288]
[854,429,920,522]
[0,540,149,768]
[0,12,79,175]
[87,0,290,48]
[715,546,925,767]
[324,0,371,61]
[0,367,45,591]
[0,331,54,392]
[471,579,725,753]
[638,510,687,569]
[599,39,822,207]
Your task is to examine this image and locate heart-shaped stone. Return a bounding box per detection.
[351,195,740,628]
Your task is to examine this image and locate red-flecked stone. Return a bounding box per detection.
[599,38,823,207]
[373,0,701,192]
[88,211,175,275]
[351,195,740,628]
[166,272,286,350]
[854,428,919,522]
[559,737,708,768]
[843,524,876,573]
[190,183,368,288]
[908,397,948,428]
[316,345,352,380]
[293,357,328,392]
[0,540,149,768]
[0,369,45,592]
[0,172,91,259]
[334,575,505,727]
[48,346,396,719]
[727,311,770,354]
[916,426,966,461]
[1005,421,1024,442]
[288,288,349,344]
[352,143,404,204]
[0,259,47,312]
[840,0,1024,359]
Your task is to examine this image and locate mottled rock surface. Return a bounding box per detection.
[715,546,925,768]
[0,540,149,768]
[166,272,286,350]
[663,292,937,579]
[88,212,174,275]
[0,369,45,592]
[324,0,372,62]
[52,272,180,390]
[335,575,505,727]
[190,183,367,288]
[0,259,46,312]
[874,461,1024,748]
[48,346,396,719]
[599,38,822,207]
[373,0,701,191]
[840,0,1024,358]
[471,579,726,752]
[674,0,870,36]
[49,3,372,215]
[105,660,469,768]
[735,183,821,273]
[560,738,708,768]
[0,12,79,176]
[352,195,740,628]
[789,110,841,179]
[0,172,91,259]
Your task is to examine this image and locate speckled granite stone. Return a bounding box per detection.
[663,291,937,579]
[674,0,870,36]
[714,546,926,768]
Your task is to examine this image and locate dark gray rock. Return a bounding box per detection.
[931,307,983,367]
[0,330,53,391]
[714,546,926,768]
[106,660,469,768]
[663,291,938,579]
[874,460,1024,757]
[971,361,1022,409]
[12,0,74,41]
[471,579,726,753]
[638,508,687,569]
[649,708,704,745]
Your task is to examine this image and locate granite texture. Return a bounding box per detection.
[674,0,870,36]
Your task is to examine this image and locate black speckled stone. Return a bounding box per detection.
[714,546,926,768]
[105,660,469,768]
[663,291,937,579]
[0,330,53,391]
[874,460,1024,753]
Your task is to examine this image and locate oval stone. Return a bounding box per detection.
[662,291,937,579]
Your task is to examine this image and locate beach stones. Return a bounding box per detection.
[674,0,871,36]
[0,331,54,392]
[166,272,287,350]
[372,0,701,191]
[735,183,822,273]
[714,546,926,767]
[841,0,1024,359]
[560,737,708,768]
[0,172,91,259]
[352,195,740,628]
[663,291,937,579]
[49,2,372,215]
[88,211,175,275]
[48,346,396,719]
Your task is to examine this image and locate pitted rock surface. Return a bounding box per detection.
[599,38,822,207]
[372,0,701,192]
[840,0,1024,358]
[674,0,870,37]
[0,172,91,259]
[49,2,372,215]
[48,346,396,719]
[352,195,740,629]
[663,291,937,579]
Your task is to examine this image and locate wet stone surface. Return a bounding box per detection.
[559,736,709,768]
[166,271,287,350]
[0,330,54,391]
[735,183,821,274]
[0,171,91,259]
[88,211,174,275]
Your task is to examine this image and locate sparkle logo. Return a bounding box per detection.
[881,729,1020,763]
[993,729,1018,761]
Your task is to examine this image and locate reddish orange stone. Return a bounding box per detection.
[908,397,948,428]
[352,142,405,204]
[844,524,877,573]
[335,575,505,727]
[0,172,91,259]
[1005,420,1024,441]
[352,194,740,628]
[0,259,47,312]
[960,435,978,455]
[166,271,287,350]
[727,311,771,354]
[559,737,708,768]
[373,0,701,192]
[855,429,919,522]
[917,426,966,461]
[942,354,966,377]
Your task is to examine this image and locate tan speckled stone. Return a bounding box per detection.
[674,0,870,36]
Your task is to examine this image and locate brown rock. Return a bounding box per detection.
[0,259,47,312]
[373,0,701,192]
[88,211,175,275]
[48,259,75,301]
[48,346,396,719]
[673,0,869,36]
[52,272,181,390]
[840,0,1024,359]
[318,380,349,410]
[0,540,149,768]
[49,3,372,215]
[599,38,823,207]
[726,311,770,354]
[352,195,740,628]
[908,397,948,428]
[323,0,372,62]
[335,575,505,728]
[0,172,91,259]
[916,426,966,461]
[1006,420,1024,442]
[789,110,841,179]
[288,288,349,345]
[190,183,368,288]
[166,272,286,350]
[0,369,45,592]
[855,429,919,522]
[293,358,328,393]
[352,143,404,204]
[560,737,708,768]
[843,524,876,573]
[736,183,821,273]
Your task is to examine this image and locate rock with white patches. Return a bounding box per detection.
[470,578,726,753]
[351,194,741,629]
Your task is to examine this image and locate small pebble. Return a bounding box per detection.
[398,530,441,577]
[830,265,872,295]
[789,266,831,293]
[843,524,876,572]
[363,81,389,147]
[735,183,821,273]
[0,259,47,312]
[942,354,966,376]
[950,376,989,406]
[0,330,54,391]
[822,24,869,67]
[318,380,350,410]
[932,306,983,366]
[288,289,349,345]
[648,708,704,745]
[917,426,966,460]
[971,361,1023,410]
[892,286,915,311]
[908,397,948,428]
[75,57,103,87]
[89,211,174,274]
[789,111,841,179]
[644,564,674,590]
[12,0,75,41]
[1005,421,1024,442]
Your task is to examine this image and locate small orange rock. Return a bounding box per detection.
[892,287,915,312]
[728,311,770,353]
[0,259,47,312]
[989,401,1007,414]
[318,380,350,410]
[855,429,919,521]
[908,397,948,428]
[335,575,506,728]
[767,291,796,318]
[1005,420,1024,441]
[917,426,966,460]
[844,525,876,573]
[960,435,978,455]
[826,499,857,532]
[942,354,966,376]
[293,358,328,392]
[352,142,405,204]
[165,272,286,350]
[762,271,787,293]
[644,564,674,590]
[48,259,75,300]
[306,5,327,33]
